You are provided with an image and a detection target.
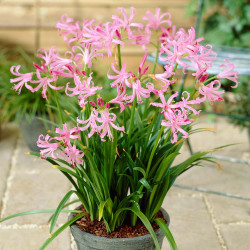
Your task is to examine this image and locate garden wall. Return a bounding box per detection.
[0,0,195,73]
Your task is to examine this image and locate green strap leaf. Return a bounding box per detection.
[40,213,85,250]
[0,209,82,223]
[49,190,76,234]
[154,218,178,250]
[139,177,152,191]
[47,199,80,224]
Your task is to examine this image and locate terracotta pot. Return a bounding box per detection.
[69,208,170,250]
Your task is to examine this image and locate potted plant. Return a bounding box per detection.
[0,47,53,150]
[0,7,238,250]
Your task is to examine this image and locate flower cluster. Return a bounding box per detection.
[10,7,239,166]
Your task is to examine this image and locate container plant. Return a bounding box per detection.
[0,47,52,149]
[0,7,238,250]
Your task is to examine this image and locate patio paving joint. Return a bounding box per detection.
[203,195,227,250]
[0,134,19,220]
[0,224,49,229]
[218,221,250,226]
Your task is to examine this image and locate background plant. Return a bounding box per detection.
[187,0,250,133]
[0,47,48,123]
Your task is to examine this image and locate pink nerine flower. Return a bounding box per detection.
[143,8,172,32]
[107,61,132,88]
[60,145,84,167]
[66,73,102,107]
[37,134,60,159]
[54,124,80,146]
[217,59,239,88]
[10,65,34,94]
[125,79,151,104]
[138,52,149,76]
[112,7,143,39]
[110,86,127,112]
[97,111,124,141]
[199,80,225,104]
[77,109,100,138]
[150,91,178,118]
[176,91,202,115]
[72,46,103,68]
[37,47,59,66]
[162,110,193,143]
[56,14,83,46]
[81,22,124,57]
[32,69,63,98]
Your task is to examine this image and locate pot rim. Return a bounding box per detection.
[69,206,170,243]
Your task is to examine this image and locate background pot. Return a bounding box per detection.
[20,115,49,152]
[69,208,170,250]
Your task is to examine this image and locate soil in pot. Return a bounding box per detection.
[74,206,167,238]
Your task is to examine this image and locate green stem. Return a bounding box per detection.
[203,75,217,85]
[128,97,137,140]
[55,90,64,125]
[143,108,160,159]
[117,44,126,130]
[117,44,122,70]
[151,42,160,74]
[143,39,160,118]
[146,126,164,176]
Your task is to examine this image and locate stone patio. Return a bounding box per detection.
[0,117,249,250]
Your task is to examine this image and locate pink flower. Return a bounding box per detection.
[143,8,172,32]
[72,46,103,68]
[54,124,80,146]
[77,109,100,138]
[217,59,239,88]
[37,47,59,66]
[107,61,132,88]
[37,134,60,159]
[97,110,124,141]
[110,86,127,112]
[125,79,151,104]
[159,27,215,72]
[10,65,34,94]
[150,91,178,118]
[61,144,84,167]
[81,22,124,57]
[65,73,102,107]
[130,28,151,51]
[56,14,83,46]
[138,52,149,76]
[32,69,62,98]
[112,7,143,39]
[199,80,225,104]
[154,64,175,91]
[162,110,193,143]
[176,91,202,115]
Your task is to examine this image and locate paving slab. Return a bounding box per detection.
[175,160,250,197]
[2,168,71,225]
[220,224,250,250]
[0,124,18,210]
[207,194,250,224]
[15,136,51,171]
[0,226,71,250]
[162,195,221,250]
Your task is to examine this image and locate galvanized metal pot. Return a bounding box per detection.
[69,208,170,250]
